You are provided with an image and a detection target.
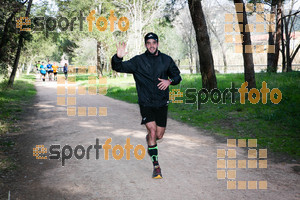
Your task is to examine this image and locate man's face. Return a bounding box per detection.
[145,39,159,55]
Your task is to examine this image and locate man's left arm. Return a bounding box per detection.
[167,58,182,85]
[157,58,182,90]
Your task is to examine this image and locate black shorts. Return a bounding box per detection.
[54,72,57,75]
[139,105,168,127]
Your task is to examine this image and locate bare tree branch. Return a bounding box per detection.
[291,44,300,62]
[279,10,300,20]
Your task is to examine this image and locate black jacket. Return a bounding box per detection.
[111,50,182,107]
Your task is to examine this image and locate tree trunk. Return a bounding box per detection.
[207,21,227,72]
[17,63,24,78]
[285,1,298,72]
[195,53,200,74]
[21,63,25,74]
[7,0,33,87]
[274,0,282,73]
[267,0,277,73]
[189,52,193,74]
[284,17,292,72]
[267,31,275,72]
[26,60,32,75]
[221,45,227,73]
[233,0,256,89]
[188,0,217,90]
[96,41,103,77]
[281,11,286,72]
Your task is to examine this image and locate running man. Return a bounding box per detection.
[46,61,53,81]
[52,62,58,81]
[40,62,47,82]
[111,32,182,179]
[63,63,68,80]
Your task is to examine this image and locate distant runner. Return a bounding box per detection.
[52,62,58,81]
[63,63,68,80]
[46,61,53,81]
[40,62,47,82]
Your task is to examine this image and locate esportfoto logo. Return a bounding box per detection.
[16,10,129,32]
[33,138,146,166]
[169,81,282,110]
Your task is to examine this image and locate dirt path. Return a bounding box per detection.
[1,77,299,200]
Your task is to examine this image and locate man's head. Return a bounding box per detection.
[144,32,159,55]
[42,62,44,64]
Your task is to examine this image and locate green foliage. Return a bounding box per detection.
[144,19,188,61]
[73,38,97,66]
[13,0,190,69]
[0,0,30,75]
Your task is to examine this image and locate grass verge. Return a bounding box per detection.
[0,75,37,176]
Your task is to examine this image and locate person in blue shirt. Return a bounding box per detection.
[63,63,68,80]
[46,61,53,81]
[40,62,47,82]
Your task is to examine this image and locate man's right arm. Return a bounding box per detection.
[111,54,137,74]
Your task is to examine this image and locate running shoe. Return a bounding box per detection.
[152,165,163,179]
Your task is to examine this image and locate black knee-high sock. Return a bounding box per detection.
[148,144,159,166]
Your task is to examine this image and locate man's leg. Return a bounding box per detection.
[145,122,158,165]
[155,105,167,142]
[146,121,157,146]
[156,126,166,140]
[145,121,163,178]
